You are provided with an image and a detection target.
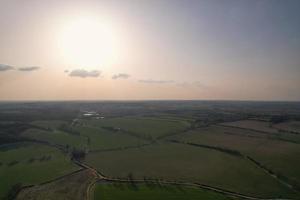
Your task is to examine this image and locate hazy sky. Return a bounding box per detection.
[0,0,299,101]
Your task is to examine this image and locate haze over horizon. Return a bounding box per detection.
[0,0,299,101]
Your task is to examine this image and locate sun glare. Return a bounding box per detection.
[59,17,118,68]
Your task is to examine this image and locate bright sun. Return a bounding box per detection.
[59,17,117,68]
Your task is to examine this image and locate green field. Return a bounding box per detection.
[274,121,300,133]
[85,142,295,198]
[30,120,68,130]
[221,120,278,133]
[93,183,233,200]
[1,101,300,199]
[24,120,149,151]
[146,115,196,123]
[16,169,96,200]
[21,128,88,149]
[0,142,79,199]
[172,125,300,189]
[82,117,190,139]
[75,125,146,151]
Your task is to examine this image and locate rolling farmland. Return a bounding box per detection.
[0,101,299,200]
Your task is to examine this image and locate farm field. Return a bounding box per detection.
[16,169,96,200]
[274,121,300,134]
[221,120,279,133]
[0,101,300,199]
[21,128,88,149]
[146,114,196,123]
[0,142,79,199]
[30,120,68,130]
[84,142,296,198]
[171,125,300,192]
[22,121,147,151]
[74,125,147,151]
[93,182,234,200]
[82,116,191,139]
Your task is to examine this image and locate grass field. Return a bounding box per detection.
[0,142,79,199]
[75,125,146,151]
[172,125,300,152]
[82,117,190,139]
[172,125,300,192]
[148,115,196,123]
[16,169,96,200]
[249,140,300,188]
[221,120,278,133]
[23,122,147,151]
[85,142,295,198]
[93,182,233,200]
[21,128,88,149]
[274,121,300,133]
[30,120,68,130]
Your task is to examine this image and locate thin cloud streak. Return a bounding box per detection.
[112,73,130,80]
[139,79,174,84]
[69,69,101,78]
[18,66,40,71]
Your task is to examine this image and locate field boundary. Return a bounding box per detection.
[168,139,243,157]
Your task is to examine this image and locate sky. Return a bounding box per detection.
[0,0,299,101]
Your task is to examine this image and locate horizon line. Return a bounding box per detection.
[0,99,299,103]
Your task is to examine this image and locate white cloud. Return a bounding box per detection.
[0,64,14,71]
[69,69,101,78]
[138,79,174,84]
[112,73,130,80]
[18,66,40,71]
